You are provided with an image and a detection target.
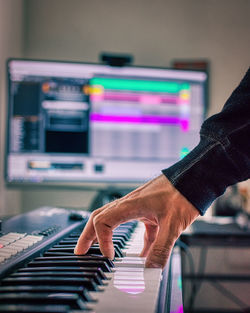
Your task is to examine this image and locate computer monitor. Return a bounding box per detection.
[5,59,208,185]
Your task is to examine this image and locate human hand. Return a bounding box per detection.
[74,174,199,268]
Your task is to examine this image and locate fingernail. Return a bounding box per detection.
[74,247,86,255]
[74,248,81,255]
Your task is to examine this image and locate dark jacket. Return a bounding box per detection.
[162,68,250,215]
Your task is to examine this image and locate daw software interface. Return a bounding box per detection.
[6,59,208,184]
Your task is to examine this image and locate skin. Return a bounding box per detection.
[74,174,199,268]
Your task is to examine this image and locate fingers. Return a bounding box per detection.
[145,220,176,269]
[74,207,103,255]
[93,199,139,258]
[75,197,139,258]
[139,223,159,257]
[93,213,115,259]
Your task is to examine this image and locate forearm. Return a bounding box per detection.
[162,68,250,215]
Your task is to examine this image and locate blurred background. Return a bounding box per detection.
[0,1,250,311]
[1,0,249,216]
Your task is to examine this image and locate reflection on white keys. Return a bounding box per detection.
[88,223,165,313]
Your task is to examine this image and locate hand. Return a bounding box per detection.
[74,174,199,268]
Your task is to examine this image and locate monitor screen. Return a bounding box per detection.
[5,59,208,185]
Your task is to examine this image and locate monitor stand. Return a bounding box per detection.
[89,187,132,212]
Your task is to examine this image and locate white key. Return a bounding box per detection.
[88,267,163,313]
[87,222,167,313]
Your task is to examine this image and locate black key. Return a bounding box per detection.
[28,260,111,272]
[18,266,107,280]
[0,285,92,302]
[112,231,129,240]
[1,277,98,291]
[36,255,114,268]
[43,252,78,257]
[90,240,125,249]
[92,241,126,250]
[58,239,125,248]
[111,240,126,249]
[65,230,128,240]
[88,244,124,257]
[70,230,84,235]
[11,271,103,285]
[48,245,123,257]
[58,240,78,245]
[112,236,126,246]
[68,234,81,238]
[34,255,114,268]
[0,293,87,310]
[0,304,70,313]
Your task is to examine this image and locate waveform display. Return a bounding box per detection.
[91,77,189,93]
[90,113,189,131]
[90,76,191,132]
[90,91,189,105]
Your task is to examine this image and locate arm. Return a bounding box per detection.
[75,68,250,268]
[163,67,250,215]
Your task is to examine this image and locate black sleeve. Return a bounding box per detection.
[162,68,250,215]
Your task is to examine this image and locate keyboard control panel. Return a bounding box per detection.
[0,233,44,264]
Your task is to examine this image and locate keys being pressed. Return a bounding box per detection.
[64,231,129,244]
[0,220,172,313]
[85,222,168,313]
[58,239,126,249]
[47,244,123,257]
[69,229,131,241]
[52,222,136,257]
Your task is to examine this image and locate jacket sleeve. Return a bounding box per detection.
[162,68,250,215]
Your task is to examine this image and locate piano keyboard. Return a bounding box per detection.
[0,206,183,313]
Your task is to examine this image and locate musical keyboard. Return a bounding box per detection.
[0,207,183,313]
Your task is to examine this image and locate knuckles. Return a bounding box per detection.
[93,213,110,230]
[150,245,172,262]
[92,214,102,228]
[90,208,102,219]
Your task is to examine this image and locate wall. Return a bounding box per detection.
[0,0,24,216]
[23,0,250,115]
[5,0,250,212]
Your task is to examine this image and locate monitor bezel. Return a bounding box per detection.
[5,57,209,188]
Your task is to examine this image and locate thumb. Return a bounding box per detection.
[145,223,176,269]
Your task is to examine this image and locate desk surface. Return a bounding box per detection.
[181,217,250,246]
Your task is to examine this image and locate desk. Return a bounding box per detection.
[180,218,250,313]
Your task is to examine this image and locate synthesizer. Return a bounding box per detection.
[0,207,183,313]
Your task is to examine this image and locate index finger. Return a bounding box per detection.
[74,199,120,255]
[93,198,141,259]
[74,211,97,255]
